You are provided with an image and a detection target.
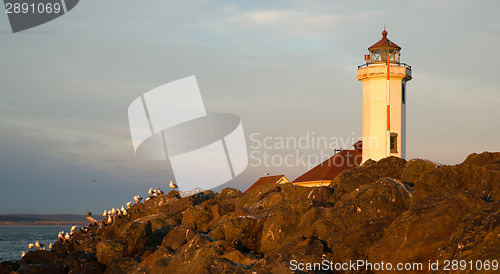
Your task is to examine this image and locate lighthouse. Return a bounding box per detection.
[357,29,412,163]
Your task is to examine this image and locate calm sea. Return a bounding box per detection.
[0,226,70,262]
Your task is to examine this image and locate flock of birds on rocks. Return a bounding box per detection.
[22,181,179,258]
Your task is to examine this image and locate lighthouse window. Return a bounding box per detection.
[390,133,398,153]
[402,84,406,104]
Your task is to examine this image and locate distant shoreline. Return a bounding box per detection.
[0,222,88,226]
[0,214,88,227]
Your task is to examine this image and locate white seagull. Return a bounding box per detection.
[126,202,132,209]
[103,210,107,217]
[35,241,43,250]
[28,243,34,250]
[169,181,178,190]
[49,243,53,250]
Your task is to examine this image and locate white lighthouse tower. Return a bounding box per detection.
[357,29,412,163]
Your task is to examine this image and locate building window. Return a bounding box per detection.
[402,83,406,104]
[390,133,398,153]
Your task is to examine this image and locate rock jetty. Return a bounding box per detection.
[1,152,498,273]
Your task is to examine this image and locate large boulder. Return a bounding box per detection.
[217,215,265,252]
[413,163,500,203]
[161,224,199,251]
[402,158,440,185]
[0,261,19,273]
[104,257,138,274]
[130,245,175,273]
[252,237,329,273]
[17,263,66,274]
[62,251,97,272]
[235,183,277,208]
[301,178,412,262]
[146,240,251,273]
[96,241,124,266]
[436,201,500,273]
[330,156,407,201]
[70,261,106,274]
[19,250,64,264]
[462,151,500,171]
[367,190,485,267]
[117,221,152,257]
[182,188,242,232]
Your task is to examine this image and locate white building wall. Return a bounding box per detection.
[358,65,411,163]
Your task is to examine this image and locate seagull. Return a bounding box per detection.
[265,173,269,176]
[145,197,151,202]
[111,208,117,215]
[103,210,107,217]
[70,226,77,232]
[65,233,70,241]
[22,251,25,258]
[28,243,34,250]
[134,195,142,203]
[107,215,112,224]
[85,212,98,225]
[120,206,125,212]
[148,188,155,195]
[169,181,178,190]
[35,241,43,250]
[157,188,164,195]
[122,208,127,216]
[49,243,53,250]
[58,232,64,240]
[126,202,132,209]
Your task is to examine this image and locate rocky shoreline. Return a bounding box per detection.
[0,152,498,273]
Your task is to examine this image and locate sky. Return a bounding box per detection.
[0,0,499,214]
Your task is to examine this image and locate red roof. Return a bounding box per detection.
[293,144,362,183]
[245,175,287,193]
[368,30,401,50]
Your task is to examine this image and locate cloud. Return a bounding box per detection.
[223,9,338,36]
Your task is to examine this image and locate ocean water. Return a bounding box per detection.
[0,226,70,262]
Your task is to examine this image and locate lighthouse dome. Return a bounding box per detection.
[368,30,401,50]
[366,29,401,64]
